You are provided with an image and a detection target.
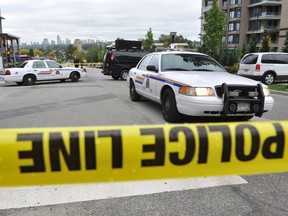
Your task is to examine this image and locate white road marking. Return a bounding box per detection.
[0,176,247,209]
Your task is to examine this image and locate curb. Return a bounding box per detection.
[271,90,288,96]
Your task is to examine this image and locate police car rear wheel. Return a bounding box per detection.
[161,88,180,123]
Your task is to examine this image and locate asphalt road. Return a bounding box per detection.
[0,68,287,216]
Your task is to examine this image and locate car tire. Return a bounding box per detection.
[70,72,80,82]
[161,88,181,123]
[130,80,141,101]
[263,72,275,85]
[112,75,119,80]
[120,70,129,80]
[23,74,36,85]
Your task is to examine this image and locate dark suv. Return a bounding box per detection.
[102,40,148,80]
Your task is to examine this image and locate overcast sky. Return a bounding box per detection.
[1,0,202,44]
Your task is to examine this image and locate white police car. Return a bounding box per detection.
[127,51,274,122]
[0,60,87,85]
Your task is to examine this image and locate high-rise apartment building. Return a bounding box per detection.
[201,0,288,51]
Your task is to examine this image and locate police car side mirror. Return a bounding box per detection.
[146,65,158,72]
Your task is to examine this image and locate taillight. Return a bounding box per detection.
[110,54,115,62]
[255,64,260,72]
[5,70,11,75]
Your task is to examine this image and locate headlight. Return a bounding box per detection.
[262,86,271,97]
[179,87,215,96]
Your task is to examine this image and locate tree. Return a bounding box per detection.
[86,44,100,62]
[66,44,77,60]
[73,50,85,62]
[241,43,247,58]
[143,27,154,52]
[281,31,288,53]
[34,49,44,57]
[259,29,273,52]
[247,34,258,53]
[28,49,34,57]
[217,44,240,67]
[158,34,192,48]
[200,0,226,59]
[55,50,65,63]
[20,49,29,55]
[48,52,56,59]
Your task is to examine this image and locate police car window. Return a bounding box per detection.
[32,61,46,69]
[148,54,159,72]
[19,62,28,68]
[46,61,60,68]
[138,55,152,70]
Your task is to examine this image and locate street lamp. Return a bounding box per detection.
[170,32,177,48]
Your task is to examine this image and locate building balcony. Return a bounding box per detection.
[249,12,281,20]
[248,0,282,8]
[246,26,280,34]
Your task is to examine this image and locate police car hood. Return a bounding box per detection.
[163,71,260,87]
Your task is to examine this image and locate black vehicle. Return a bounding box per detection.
[102,40,148,80]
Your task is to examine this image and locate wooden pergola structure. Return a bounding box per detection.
[0,14,20,68]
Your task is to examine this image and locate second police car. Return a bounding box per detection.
[127,51,274,122]
[0,60,87,85]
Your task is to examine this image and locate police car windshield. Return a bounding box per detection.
[161,54,226,72]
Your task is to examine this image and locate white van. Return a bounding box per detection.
[237,52,288,84]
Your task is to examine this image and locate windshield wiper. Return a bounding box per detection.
[163,68,189,71]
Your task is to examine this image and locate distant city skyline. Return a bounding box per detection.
[20,35,108,47]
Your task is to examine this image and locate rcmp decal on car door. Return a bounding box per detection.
[145,76,150,89]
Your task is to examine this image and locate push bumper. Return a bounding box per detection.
[177,83,274,117]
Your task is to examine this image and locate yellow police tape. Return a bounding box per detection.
[0,121,287,187]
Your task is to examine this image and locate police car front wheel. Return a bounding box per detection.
[161,88,181,123]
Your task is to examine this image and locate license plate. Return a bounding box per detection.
[237,102,250,112]
[0,76,4,81]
